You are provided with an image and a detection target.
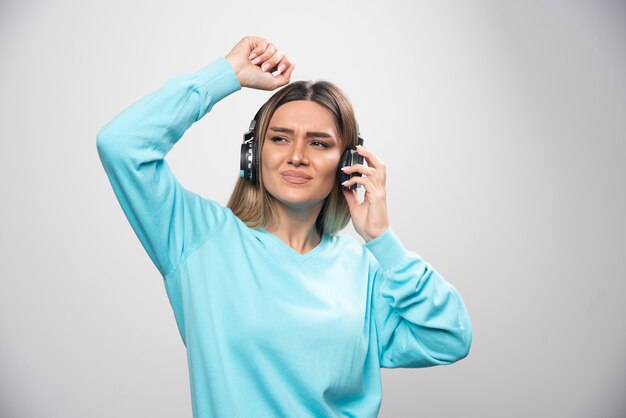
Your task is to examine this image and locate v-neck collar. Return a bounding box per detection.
[254,228,329,263]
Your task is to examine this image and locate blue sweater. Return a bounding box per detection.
[96,56,472,418]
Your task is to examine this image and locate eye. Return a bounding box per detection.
[270,136,288,143]
[311,141,329,148]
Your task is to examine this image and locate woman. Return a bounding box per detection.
[96,35,472,418]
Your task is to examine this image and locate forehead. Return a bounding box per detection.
[269,101,337,132]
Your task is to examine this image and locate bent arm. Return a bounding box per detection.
[366,228,472,368]
[96,57,241,277]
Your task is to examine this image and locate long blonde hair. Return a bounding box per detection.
[227,80,359,237]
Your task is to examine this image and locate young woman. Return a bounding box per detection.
[96,35,472,418]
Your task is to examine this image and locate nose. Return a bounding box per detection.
[287,139,309,166]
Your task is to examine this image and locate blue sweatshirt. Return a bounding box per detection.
[96,56,472,418]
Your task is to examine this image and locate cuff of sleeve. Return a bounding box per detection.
[195,56,242,104]
[364,228,415,271]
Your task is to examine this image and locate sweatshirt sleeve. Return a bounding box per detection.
[96,56,241,278]
[365,228,472,368]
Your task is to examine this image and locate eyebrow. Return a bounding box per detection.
[268,126,336,140]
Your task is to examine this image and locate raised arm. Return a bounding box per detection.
[366,228,472,368]
[96,57,241,277]
[96,36,295,277]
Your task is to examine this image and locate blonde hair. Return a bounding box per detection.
[227,80,359,237]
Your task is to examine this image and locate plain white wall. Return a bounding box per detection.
[1,0,625,417]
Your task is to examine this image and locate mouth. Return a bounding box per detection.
[280,170,312,184]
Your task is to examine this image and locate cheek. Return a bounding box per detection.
[322,154,341,176]
[260,148,278,173]
[317,158,341,188]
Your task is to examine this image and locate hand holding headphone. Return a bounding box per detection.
[339,144,390,242]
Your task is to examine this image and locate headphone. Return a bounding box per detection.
[239,114,364,190]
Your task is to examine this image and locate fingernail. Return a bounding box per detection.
[251,57,261,65]
[249,53,257,60]
[341,166,348,171]
[278,64,285,73]
[342,181,348,186]
[261,62,269,72]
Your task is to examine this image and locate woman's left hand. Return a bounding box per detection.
[341,145,390,243]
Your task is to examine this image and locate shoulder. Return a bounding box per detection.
[189,195,244,232]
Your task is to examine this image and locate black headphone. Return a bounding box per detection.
[239,115,364,190]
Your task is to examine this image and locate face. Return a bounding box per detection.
[260,100,343,211]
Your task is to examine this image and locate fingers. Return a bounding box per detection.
[260,52,292,76]
[342,172,387,203]
[342,160,384,185]
[262,51,283,72]
[247,39,269,61]
[341,147,386,195]
[341,175,386,200]
[247,40,295,80]
[341,175,371,192]
[249,42,280,70]
[280,60,295,80]
[272,61,296,87]
[245,36,269,59]
[342,163,374,176]
[355,145,385,171]
[228,36,296,90]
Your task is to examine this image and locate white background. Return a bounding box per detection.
[1,0,625,416]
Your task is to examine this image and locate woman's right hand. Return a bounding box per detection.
[225,36,295,91]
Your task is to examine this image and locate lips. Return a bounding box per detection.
[281,170,312,179]
[281,170,312,184]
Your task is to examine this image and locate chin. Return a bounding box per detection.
[275,195,320,209]
[270,189,329,209]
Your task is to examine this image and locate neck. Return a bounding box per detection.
[265,199,325,254]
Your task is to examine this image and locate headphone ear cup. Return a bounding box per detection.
[252,138,259,184]
[240,141,251,181]
[338,136,365,190]
[354,149,364,166]
[338,148,356,190]
[240,119,258,183]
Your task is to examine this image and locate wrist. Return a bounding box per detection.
[364,225,390,243]
[364,228,412,271]
[225,55,245,88]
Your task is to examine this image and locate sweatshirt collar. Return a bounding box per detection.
[254,228,330,263]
